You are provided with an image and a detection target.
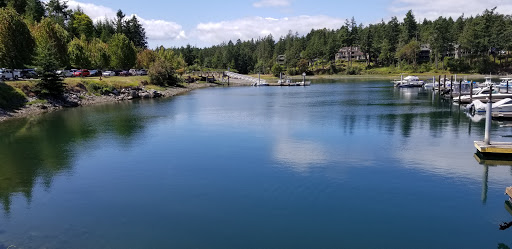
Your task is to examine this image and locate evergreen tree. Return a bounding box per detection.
[401,10,418,44]
[34,42,65,98]
[125,15,147,48]
[116,9,125,34]
[6,0,27,15]
[24,0,45,23]
[46,0,71,27]
[108,33,136,70]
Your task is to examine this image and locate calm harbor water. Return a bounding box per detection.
[1,79,512,248]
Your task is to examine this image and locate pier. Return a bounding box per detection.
[474,91,512,158]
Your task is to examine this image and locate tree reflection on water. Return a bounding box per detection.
[0,102,147,215]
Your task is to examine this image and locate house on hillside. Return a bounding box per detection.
[418,44,431,63]
[335,47,366,61]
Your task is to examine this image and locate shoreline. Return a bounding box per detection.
[0,83,216,123]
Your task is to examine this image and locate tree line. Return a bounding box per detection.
[0,0,156,71]
[0,0,188,96]
[172,8,512,75]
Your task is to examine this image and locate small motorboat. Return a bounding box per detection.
[466,98,512,115]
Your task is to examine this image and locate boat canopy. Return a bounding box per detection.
[404,76,419,81]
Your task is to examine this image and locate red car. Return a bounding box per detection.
[73,69,90,77]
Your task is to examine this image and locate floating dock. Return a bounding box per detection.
[474,100,512,159]
[475,141,512,154]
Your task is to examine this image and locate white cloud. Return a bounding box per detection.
[193,15,345,45]
[253,0,291,8]
[67,0,116,21]
[136,16,187,41]
[390,0,512,20]
[64,1,186,47]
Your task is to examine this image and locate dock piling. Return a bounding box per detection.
[470,81,473,102]
[450,75,453,99]
[484,85,493,145]
[438,75,441,95]
[459,80,462,104]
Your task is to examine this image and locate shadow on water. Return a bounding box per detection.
[498,244,511,249]
[0,102,148,215]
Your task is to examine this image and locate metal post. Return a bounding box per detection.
[450,75,453,99]
[458,80,462,104]
[470,81,473,102]
[484,85,492,145]
[438,75,441,95]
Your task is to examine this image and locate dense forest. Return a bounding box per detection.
[0,0,185,72]
[174,8,512,75]
[0,0,511,76]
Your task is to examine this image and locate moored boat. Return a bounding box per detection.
[466,98,512,115]
[393,75,424,88]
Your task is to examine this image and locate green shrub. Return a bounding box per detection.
[149,58,181,86]
[84,81,115,95]
[271,64,283,77]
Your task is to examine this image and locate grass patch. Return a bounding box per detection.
[64,76,147,89]
[0,82,27,110]
[27,99,48,105]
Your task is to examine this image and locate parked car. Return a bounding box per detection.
[73,69,90,77]
[0,69,21,81]
[57,70,74,77]
[20,69,38,79]
[89,70,101,76]
[119,70,131,76]
[102,71,116,77]
[129,69,148,76]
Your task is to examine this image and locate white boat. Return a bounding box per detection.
[466,98,512,115]
[423,77,439,89]
[443,81,481,97]
[478,76,496,88]
[278,78,310,86]
[253,81,269,86]
[393,75,424,88]
[497,78,512,92]
[456,87,512,104]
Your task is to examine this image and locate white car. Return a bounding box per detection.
[102,71,115,76]
[0,69,21,81]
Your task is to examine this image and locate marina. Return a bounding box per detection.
[2,79,512,248]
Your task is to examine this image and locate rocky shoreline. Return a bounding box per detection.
[0,83,215,123]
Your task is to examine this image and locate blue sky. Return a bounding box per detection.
[65,0,512,48]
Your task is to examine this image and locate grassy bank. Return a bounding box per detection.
[0,75,211,112]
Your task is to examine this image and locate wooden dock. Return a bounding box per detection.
[475,141,512,156]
